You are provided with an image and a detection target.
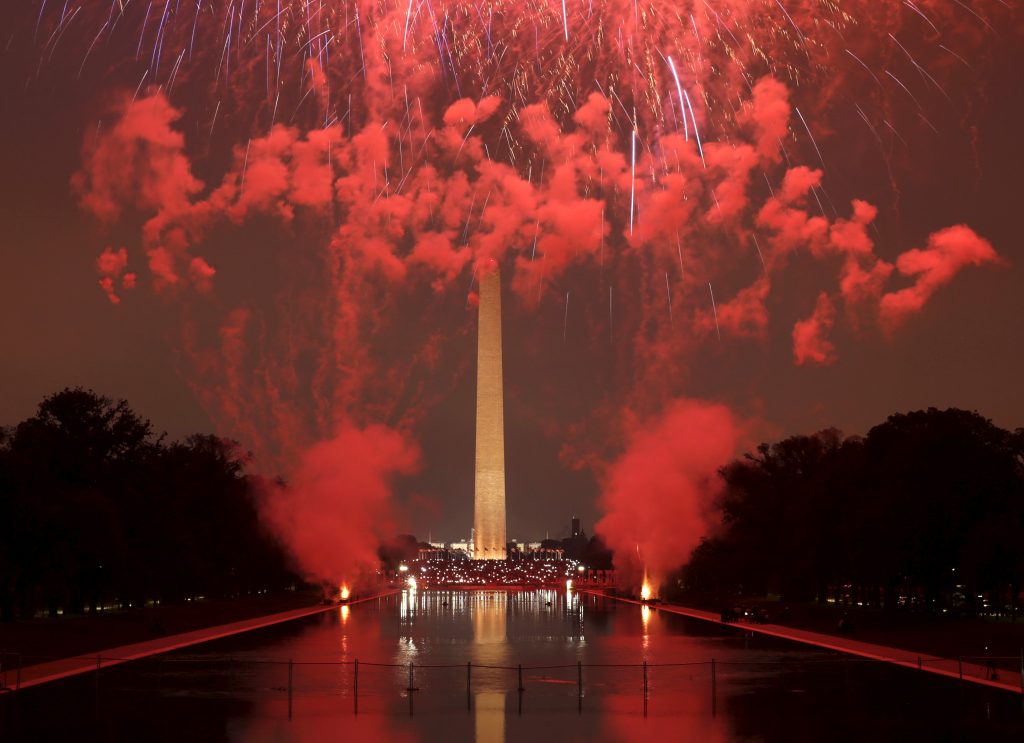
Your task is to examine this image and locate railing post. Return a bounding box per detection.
[466,662,472,711]
[642,660,648,717]
[917,656,922,671]
[577,660,583,697]
[288,659,294,719]
[711,658,717,717]
[354,659,359,715]
[95,655,101,698]
[1019,649,1023,713]
[407,662,416,717]
[958,656,963,683]
[518,664,524,692]
[16,653,22,691]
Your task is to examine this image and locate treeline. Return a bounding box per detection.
[0,388,297,621]
[681,408,1024,613]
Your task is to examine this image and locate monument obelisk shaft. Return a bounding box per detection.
[473,264,507,560]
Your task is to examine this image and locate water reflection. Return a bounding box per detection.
[475,692,505,743]
[470,592,508,743]
[11,590,1021,742]
[640,604,651,654]
[470,591,509,663]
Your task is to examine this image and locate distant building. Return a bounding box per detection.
[418,545,447,560]
[571,516,581,538]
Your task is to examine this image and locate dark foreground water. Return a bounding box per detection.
[3,589,1023,742]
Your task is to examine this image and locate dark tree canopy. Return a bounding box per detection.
[682,408,1024,613]
[0,388,296,621]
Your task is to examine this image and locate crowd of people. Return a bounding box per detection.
[386,559,590,587]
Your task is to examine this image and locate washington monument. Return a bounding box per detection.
[473,261,507,559]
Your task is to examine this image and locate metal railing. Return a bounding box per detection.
[4,649,1022,720]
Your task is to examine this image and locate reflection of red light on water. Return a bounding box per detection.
[604,690,729,742]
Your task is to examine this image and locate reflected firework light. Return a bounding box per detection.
[28,0,1010,584]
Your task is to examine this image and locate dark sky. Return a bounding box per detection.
[2,2,1022,544]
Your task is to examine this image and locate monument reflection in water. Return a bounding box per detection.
[398,588,514,742]
[471,592,507,743]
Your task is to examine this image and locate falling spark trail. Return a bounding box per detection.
[885,70,924,110]
[939,44,974,71]
[751,234,766,270]
[561,0,569,41]
[903,0,941,36]
[131,68,148,103]
[209,99,221,138]
[239,138,252,193]
[402,0,414,50]
[844,48,881,87]
[884,119,909,148]
[666,55,688,140]
[665,272,673,328]
[794,106,825,169]
[34,0,49,42]
[682,90,705,168]
[950,0,994,33]
[629,126,637,235]
[775,0,807,48]
[708,283,721,342]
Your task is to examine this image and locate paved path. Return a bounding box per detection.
[1,590,398,692]
[582,591,1023,695]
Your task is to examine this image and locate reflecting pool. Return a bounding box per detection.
[3,589,1022,742]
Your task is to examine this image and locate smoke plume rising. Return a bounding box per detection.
[596,399,742,587]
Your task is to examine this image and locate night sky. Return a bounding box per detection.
[1,1,1021,571]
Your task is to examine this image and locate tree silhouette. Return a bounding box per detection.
[684,409,1024,614]
[0,389,295,621]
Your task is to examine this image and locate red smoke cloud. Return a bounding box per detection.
[96,246,136,304]
[596,399,743,587]
[880,225,1001,332]
[793,293,838,366]
[262,425,419,586]
[73,95,201,222]
[75,94,210,293]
